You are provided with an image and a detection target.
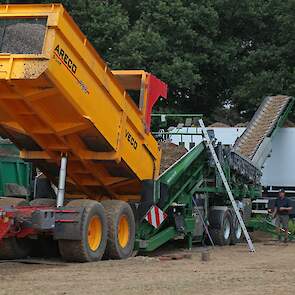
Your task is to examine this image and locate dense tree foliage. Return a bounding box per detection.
[2,0,295,124]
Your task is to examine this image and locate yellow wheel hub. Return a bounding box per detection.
[118,215,129,248]
[88,216,102,251]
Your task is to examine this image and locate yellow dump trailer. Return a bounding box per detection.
[0,4,169,262]
[0,4,167,202]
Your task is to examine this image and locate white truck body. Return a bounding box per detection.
[169,127,295,192]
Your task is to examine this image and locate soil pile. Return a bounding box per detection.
[0,148,18,157]
[283,119,295,127]
[0,139,18,157]
[208,122,230,127]
[234,122,248,127]
[1,23,45,54]
[159,142,187,174]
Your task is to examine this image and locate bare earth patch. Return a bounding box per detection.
[0,241,295,295]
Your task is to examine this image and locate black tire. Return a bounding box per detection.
[209,210,232,246]
[0,197,31,259]
[30,198,56,206]
[102,200,135,259]
[29,198,58,257]
[30,237,59,258]
[0,238,31,259]
[230,213,243,245]
[58,199,108,262]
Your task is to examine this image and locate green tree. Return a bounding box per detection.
[1,0,295,124]
[213,0,295,122]
[109,0,221,120]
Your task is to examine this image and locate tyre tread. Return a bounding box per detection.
[58,199,107,262]
[102,200,135,259]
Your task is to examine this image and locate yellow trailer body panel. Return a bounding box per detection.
[0,4,167,200]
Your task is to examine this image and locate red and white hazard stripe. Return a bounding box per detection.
[144,205,167,228]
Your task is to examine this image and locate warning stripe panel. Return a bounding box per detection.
[144,205,167,228]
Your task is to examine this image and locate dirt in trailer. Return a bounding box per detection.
[159,141,187,174]
[1,238,295,295]
[0,22,46,54]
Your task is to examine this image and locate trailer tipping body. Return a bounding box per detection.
[0,4,167,202]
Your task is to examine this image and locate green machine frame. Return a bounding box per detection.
[136,98,295,251]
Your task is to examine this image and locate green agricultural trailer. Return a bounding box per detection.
[0,139,31,198]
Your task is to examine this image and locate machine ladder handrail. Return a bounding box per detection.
[199,119,255,252]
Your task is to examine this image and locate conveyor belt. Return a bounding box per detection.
[233,95,293,161]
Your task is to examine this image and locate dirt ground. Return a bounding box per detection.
[1,237,295,295]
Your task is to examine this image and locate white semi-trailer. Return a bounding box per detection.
[169,127,295,195]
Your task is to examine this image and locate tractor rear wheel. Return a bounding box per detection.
[102,200,135,259]
[0,197,31,259]
[0,237,31,259]
[29,198,59,257]
[230,213,243,245]
[209,209,232,246]
[58,199,108,262]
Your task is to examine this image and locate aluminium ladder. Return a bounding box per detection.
[199,119,255,252]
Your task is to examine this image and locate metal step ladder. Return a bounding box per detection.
[199,119,255,252]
